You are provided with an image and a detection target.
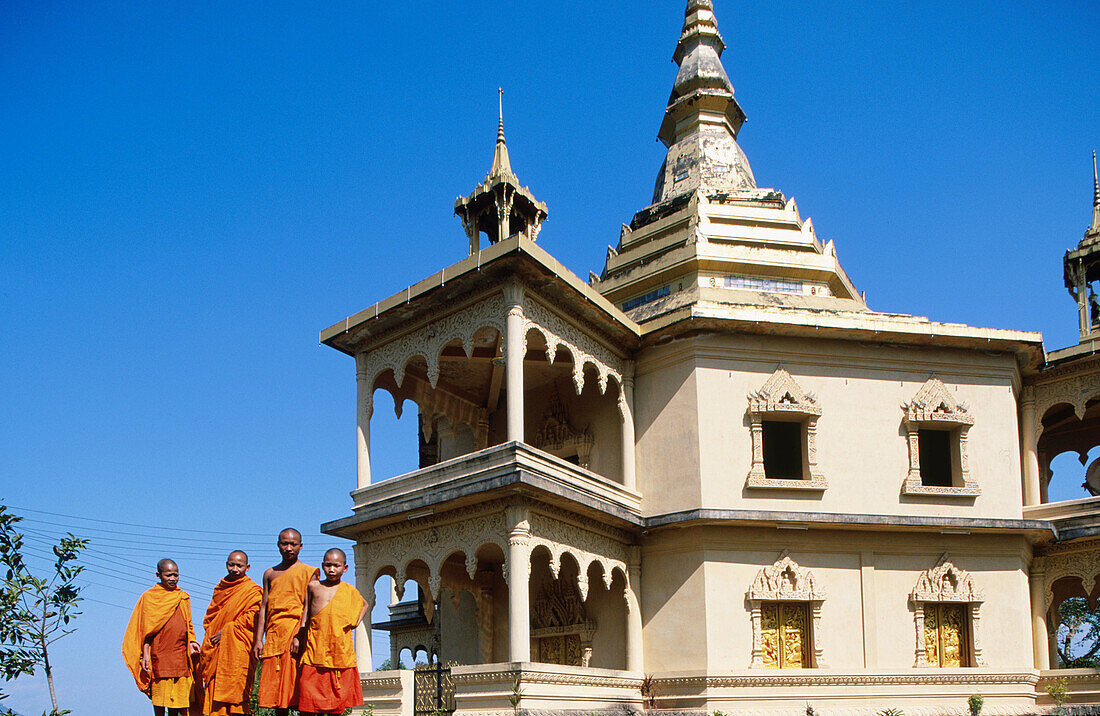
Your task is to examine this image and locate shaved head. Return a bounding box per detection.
[278,528,301,541]
[228,550,249,563]
[324,548,347,564]
[156,558,177,574]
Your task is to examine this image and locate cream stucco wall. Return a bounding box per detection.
[640,530,708,671]
[640,526,1035,674]
[636,333,1024,519]
[635,345,702,513]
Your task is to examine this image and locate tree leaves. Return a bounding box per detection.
[0,505,88,713]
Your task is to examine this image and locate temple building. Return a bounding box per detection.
[318,1,1100,713]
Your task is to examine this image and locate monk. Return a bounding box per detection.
[122,558,202,716]
[292,548,368,715]
[200,550,262,716]
[252,527,318,715]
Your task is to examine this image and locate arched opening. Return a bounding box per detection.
[369,380,420,481]
[1049,576,1100,668]
[1040,400,1100,502]
[525,338,625,483]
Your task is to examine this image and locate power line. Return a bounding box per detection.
[84,597,131,610]
[4,504,326,539]
[16,517,282,545]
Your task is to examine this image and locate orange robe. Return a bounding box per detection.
[121,584,198,709]
[256,560,316,709]
[299,582,364,714]
[200,576,261,716]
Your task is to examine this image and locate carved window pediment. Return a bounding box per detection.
[747,554,826,668]
[746,369,826,491]
[910,560,985,604]
[748,555,826,602]
[902,378,978,496]
[532,390,594,469]
[905,377,973,426]
[909,559,985,667]
[749,369,822,417]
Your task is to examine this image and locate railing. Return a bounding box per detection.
[349,441,641,519]
[413,662,455,716]
[1025,497,1100,540]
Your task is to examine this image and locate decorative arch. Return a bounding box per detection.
[356,511,507,612]
[1034,373,1100,438]
[527,512,629,603]
[521,297,624,398]
[745,368,826,490]
[901,377,978,496]
[746,554,827,668]
[909,559,985,667]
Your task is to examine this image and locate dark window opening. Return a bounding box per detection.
[918,429,953,487]
[763,420,803,479]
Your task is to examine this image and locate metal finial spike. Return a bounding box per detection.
[497,88,506,145]
[1093,150,1098,206]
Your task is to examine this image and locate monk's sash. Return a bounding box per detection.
[121,585,195,694]
[261,560,316,658]
[301,581,364,670]
[200,576,261,702]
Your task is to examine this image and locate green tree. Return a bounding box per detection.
[1056,597,1100,668]
[0,505,88,715]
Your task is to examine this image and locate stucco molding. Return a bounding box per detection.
[902,377,979,497]
[747,554,826,668]
[1033,370,1100,435]
[745,369,827,490]
[653,671,1038,687]
[1036,545,1100,609]
[522,298,624,398]
[449,670,642,688]
[529,512,629,602]
[361,292,508,417]
[360,511,507,603]
[910,560,985,667]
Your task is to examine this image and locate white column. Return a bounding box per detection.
[1030,564,1051,669]
[355,353,373,490]
[506,505,531,662]
[620,361,637,492]
[353,543,373,672]
[1021,388,1041,506]
[504,284,525,443]
[626,546,643,671]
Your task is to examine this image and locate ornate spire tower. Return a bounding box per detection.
[1064,151,1100,340]
[454,89,548,255]
[653,0,755,203]
[592,0,864,321]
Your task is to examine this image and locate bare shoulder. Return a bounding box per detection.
[262,567,277,586]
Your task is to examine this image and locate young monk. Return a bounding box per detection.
[122,558,201,716]
[292,548,368,716]
[200,550,262,716]
[252,527,318,715]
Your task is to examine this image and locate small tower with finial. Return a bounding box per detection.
[454,89,549,255]
[1064,151,1100,340]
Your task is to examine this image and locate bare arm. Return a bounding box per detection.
[353,587,370,629]
[291,582,316,657]
[142,639,152,673]
[251,568,273,661]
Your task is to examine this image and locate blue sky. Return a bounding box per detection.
[1,1,1097,712]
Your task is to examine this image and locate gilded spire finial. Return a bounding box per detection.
[1091,150,1100,235]
[489,88,513,179]
[1093,151,1098,207]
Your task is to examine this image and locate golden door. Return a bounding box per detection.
[537,634,582,666]
[924,603,968,667]
[761,602,809,668]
